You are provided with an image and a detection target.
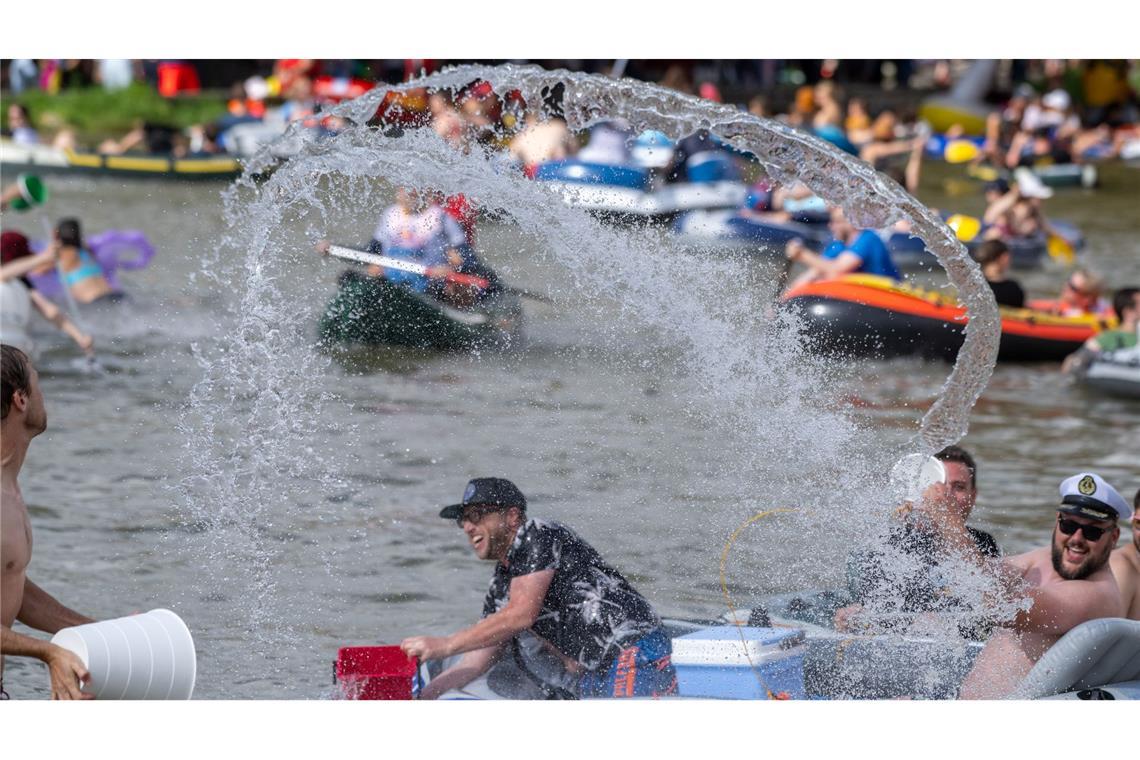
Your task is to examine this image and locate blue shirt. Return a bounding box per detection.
[823,230,901,280]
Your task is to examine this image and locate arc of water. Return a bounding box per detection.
[263,63,1001,464]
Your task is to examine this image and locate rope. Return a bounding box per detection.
[718,507,798,699]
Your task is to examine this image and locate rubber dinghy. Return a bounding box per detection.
[532,159,747,221]
[967,162,1098,189]
[671,209,830,258]
[318,270,523,351]
[781,274,1114,362]
[1081,344,1140,399]
[404,610,1140,700]
[0,139,242,181]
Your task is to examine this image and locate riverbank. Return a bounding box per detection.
[4,84,230,145]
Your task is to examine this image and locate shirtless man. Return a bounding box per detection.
[1108,488,1140,620]
[958,472,1128,699]
[1,344,95,699]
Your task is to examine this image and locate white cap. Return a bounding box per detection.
[1043,89,1071,111]
[1058,472,1132,522]
[1014,167,1054,199]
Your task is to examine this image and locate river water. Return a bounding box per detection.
[4,148,1138,699]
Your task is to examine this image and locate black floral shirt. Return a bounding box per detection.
[481,518,660,672]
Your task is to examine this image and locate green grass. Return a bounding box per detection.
[5,84,230,144]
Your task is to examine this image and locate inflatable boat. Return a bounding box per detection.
[1081,344,1140,399]
[886,221,1084,271]
[1,139,241,181]
[532,158,747,220]
[781,274,1113,361]
[672,209,830,257]
[967,162,1098,189]
[318,269,523,351]
[405,608,1140,700]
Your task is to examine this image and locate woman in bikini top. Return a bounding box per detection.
[54,218,117,304]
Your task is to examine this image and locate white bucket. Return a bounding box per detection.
[50,609,196,700]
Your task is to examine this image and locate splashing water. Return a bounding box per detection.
[177,64,1010,696]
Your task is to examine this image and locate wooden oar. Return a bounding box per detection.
[326,244,555,304]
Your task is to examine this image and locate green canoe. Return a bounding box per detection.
[318,271,524,351]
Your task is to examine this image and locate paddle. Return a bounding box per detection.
[1046,233,1076,264]
[325,244,555,304]
[326,244,489,289]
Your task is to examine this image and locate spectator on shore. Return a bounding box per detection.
[4,104,39,146]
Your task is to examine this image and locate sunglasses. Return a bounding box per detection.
[1057,517,1111,542]
[455,504,505,527]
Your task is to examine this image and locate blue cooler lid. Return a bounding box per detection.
[672,626,806,666]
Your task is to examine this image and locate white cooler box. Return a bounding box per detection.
[672,625,806,699]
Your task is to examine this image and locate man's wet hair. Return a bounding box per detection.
[973,239,1010,267]
[1133,486,1139,512]
[1,344,32,419]
[935,445,977,489]
[1111,287,1139,322]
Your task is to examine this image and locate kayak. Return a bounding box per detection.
[318,270,523,351]
[780,274,1114,362]
[1,139,241,181]
[1081,345,1140,399]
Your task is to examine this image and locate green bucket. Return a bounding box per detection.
[10,174,48,212]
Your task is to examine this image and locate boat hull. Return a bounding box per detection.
[781,275,1110,362]
[1,140,241,181]
[318,271,523,351]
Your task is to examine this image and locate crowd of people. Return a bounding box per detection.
[2,60,1139,702]
[393,453,1139,700]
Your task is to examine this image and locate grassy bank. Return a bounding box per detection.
[4,84,230,145]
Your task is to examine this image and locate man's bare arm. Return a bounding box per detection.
[418,645,502,700]
[1,624,92,699]
[401,570,554,661]
[17,578,94,634]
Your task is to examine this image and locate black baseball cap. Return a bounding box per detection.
[439,477,527,520]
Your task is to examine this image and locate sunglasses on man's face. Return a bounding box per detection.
[456,505,504,527]
[1057,517,1111,542]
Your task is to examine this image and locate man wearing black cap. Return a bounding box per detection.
[400,477,676,699]
[1108,487,1140,620]
[959,472,1128,699]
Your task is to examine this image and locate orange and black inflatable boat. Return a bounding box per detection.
[781,275,1115,362]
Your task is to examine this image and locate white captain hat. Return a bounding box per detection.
[1058,472,1132,522]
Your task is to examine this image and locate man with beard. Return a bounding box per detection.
[1108,487,1140,620]
[959,472,1128,699]
[400,477,676,699]
[1,345,95,699]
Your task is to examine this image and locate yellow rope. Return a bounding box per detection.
[718,507,799,699]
